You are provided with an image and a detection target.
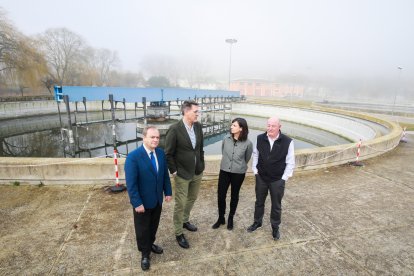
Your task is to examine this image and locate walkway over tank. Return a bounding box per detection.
[54,86,240,103]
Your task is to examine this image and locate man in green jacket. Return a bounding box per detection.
[165,100,205,249]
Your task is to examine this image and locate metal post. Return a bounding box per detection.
[109,94,117,151]
[213,97,216,132]
[74,101,78,125]
[64,95,75,157]
[223,100,226,126]
[225,38,237,90]
[57,101,63,129]
[101,100,105,120]
[83,97,88,124]
[143,97,147,125]
[75,125,79,156]
[123,98,127,120]
[392,67,403,118]
[201,97,204,124]
[109,148,126,193]
[168,101,171,119]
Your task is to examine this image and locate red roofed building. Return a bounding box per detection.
[230,79,304,98]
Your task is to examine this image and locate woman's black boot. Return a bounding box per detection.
[212,216,225,229]
[227,215,234,230]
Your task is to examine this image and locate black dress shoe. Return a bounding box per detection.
[227,215,234,230]
[183,221,198,232]
[151,244,163,254]
[176,234,189,249]
[141,257,150,271]
[247,221,262,232]
[272,228,280,240]
[212,216,225,229]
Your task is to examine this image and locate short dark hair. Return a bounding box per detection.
[142,125,158,137]
[231,117,249,141]
[181,100,199,115]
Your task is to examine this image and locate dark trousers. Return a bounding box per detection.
[253,174,285,229]
[133,204,162,257]
[217,170,246,217]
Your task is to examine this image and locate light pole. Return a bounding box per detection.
[290,74,297,105]
[392,66,403,118]
[225,38,237,90]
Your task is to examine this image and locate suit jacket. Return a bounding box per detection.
[165,120,205,180]
[125,145,172,209]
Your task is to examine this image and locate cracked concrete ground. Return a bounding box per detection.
[0,134,413,275]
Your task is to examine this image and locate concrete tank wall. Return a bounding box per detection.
[232,103,377,141]
[0,100,138,120]
[0,105,402,185]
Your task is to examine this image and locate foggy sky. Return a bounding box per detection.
[1,0,413,81]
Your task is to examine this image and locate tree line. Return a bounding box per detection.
[0,8,221,98]
[0,9,148,97]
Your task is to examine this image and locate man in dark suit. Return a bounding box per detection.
[165,100,205,249]
[125,126,172,271]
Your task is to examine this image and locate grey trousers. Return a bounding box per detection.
[253,174,285,229]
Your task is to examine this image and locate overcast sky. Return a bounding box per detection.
[1,0,413,81]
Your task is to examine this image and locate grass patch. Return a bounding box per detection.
[12,181,20,186]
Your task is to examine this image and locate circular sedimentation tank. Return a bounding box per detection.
[0,100,403,184]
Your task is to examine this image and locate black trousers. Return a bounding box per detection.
[217,170,246,217]
[133,203,162,257]
[253,174,285,229]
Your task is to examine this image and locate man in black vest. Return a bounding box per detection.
[247,117,295,240]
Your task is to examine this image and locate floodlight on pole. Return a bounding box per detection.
[225,38,237,90]
[392,66,403,118]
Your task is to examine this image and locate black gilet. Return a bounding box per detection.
[256,132,292,182]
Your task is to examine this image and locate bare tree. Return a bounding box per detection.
[183,57,212,89]
[140,55,180,86]
[0,9,48,95]
[0,9,20,80]
[95,48,119,86]
[37,28,85,85]
[110,71,146,87]
[140,54,218,88]
[73,47,119,86]
[14,38,48,95]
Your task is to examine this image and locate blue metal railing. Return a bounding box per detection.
[54,86,240,103]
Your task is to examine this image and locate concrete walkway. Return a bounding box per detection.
[0,135,413,275]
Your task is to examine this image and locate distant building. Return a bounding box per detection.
[230,79,304,98]
[176,79,224,90]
